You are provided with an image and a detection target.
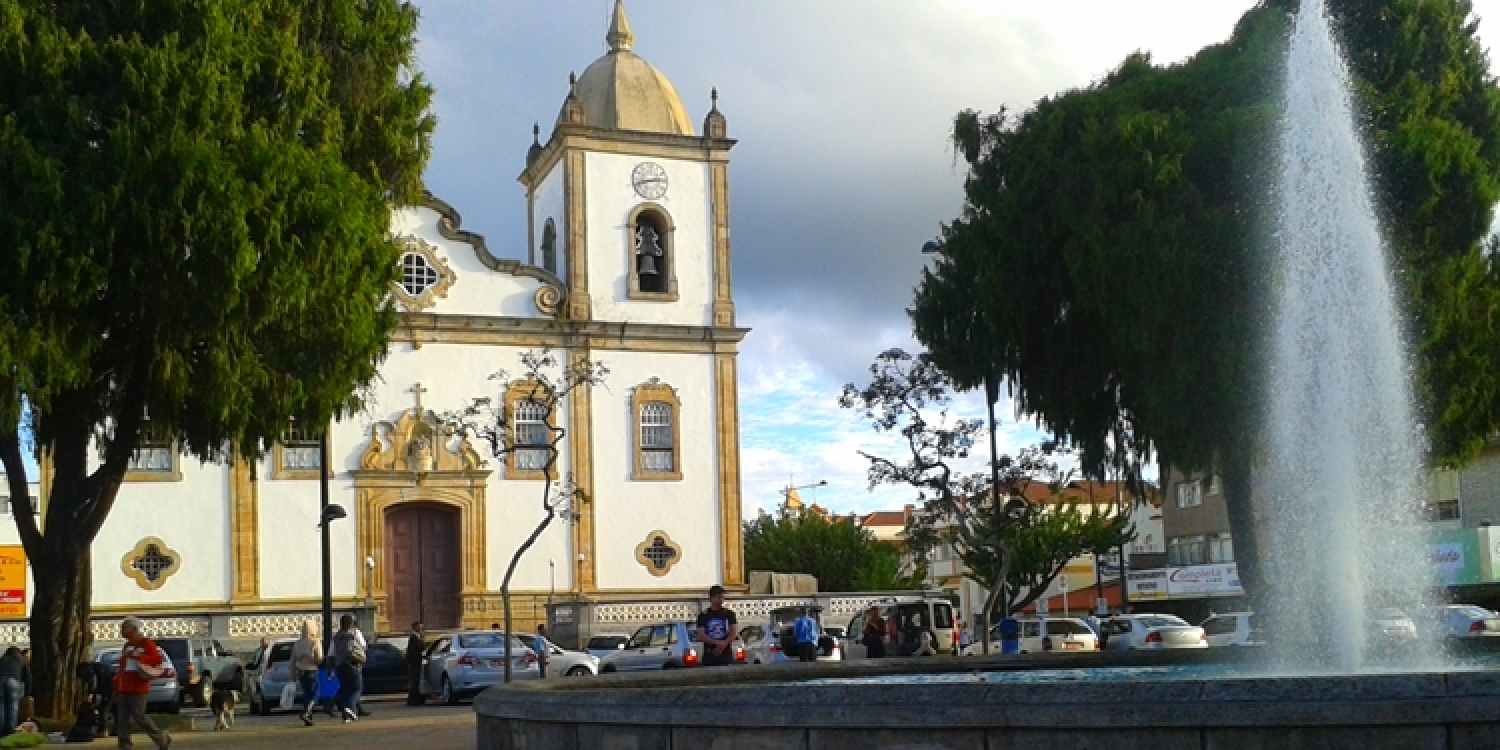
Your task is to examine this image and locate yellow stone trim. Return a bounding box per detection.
[715,354,745,586]
[710,162,736,327]
[270,422,327,480]
[625,203,680,302]
[121,536,182,592]
[503,379,560,481]
[390,235,458,313]
[395,314,747,354]
[635,530,683,577]
[631,379,682,481]
[228,456,259,603]
[519,128,735,190]
[567,349,598,593]
[565,150,592,321]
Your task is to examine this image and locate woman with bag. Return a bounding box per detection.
[288,620,323,727]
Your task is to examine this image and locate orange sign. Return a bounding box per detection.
[0,546,27,618]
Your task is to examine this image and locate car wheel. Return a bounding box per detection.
[441,675,458,706]
[600,664,616,674]
[661,662,677,669]
[190,675,210,707]
[564,666,590,677]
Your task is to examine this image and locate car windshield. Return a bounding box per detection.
[1046,619,1093,635]
[98,651,120,666]
[268,643,293,664]
[586,636,627,650]
[157,640,189,664]
[456,633,512,650]
[1138,616,1189,629]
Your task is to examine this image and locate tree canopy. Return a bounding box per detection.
[0,0,434,713]
[916,0,1500,479]
[744,507,923,593]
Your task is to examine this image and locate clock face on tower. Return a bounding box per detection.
[631,162,668,200]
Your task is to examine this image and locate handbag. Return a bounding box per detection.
[278,682,298,711]
[316,668,340,701]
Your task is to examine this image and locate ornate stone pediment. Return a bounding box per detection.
[358,384,486,474]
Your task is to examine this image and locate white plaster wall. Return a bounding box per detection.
[389,206,548,319]
[95,459,233,607]
[590,351,722,590]
[584,153,714,327]
[531,165,567,282]
[342,343,575,595]
[255,467,354,601]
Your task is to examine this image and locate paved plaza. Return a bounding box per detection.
[166,697,473,749]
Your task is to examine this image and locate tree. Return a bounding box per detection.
[447,350,607,682]
[0,1,434,714]
[743,508,924,592]
[914,0,1500,598]
[841,348,1079,653]
[954,490,1133,617]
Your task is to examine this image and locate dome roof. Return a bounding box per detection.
[560,1,694,136]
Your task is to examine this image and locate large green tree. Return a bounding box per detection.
[914,0,1500,597]
[0,0,433,713]
[744,509,924,593]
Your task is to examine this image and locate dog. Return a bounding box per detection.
[210,688,240,731]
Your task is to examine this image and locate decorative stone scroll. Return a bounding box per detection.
[358,384,485,474]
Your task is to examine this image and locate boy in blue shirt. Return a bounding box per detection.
[793,608,819,662]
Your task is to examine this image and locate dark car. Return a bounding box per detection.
[361,641,410,695]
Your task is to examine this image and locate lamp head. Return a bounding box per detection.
[319,504,348,527]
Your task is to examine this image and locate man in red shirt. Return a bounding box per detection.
[114,617,171,749]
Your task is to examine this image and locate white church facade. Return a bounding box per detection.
[4,1,748,639]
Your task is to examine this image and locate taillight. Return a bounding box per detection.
[683,650,699,666]
[1471,621,1486,632]
[456,654,478,666]
[769,643,780,653]
[186,663,196,679]
[1095,639,1101,651]
[1145,632,1162,643]
[830,640,840,650]
[1200,632,1207,641]
[1041,638,1052,651]
[735,647,745,663]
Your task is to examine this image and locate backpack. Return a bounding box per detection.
[335,631,366,666]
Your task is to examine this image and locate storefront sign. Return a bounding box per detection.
[1427,528,1481,586]
[0,546,26,618]
[1127,569,1168,601]
[1167,563,1243,597]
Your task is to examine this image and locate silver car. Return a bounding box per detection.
[419,631,538,704]
[1101,614,1207,650]
[96,648,181,714]
[746,606,843,664]
[534,637,600,677]
[584,633,631,660]
[244,638,300,715]
[598,622,712,672]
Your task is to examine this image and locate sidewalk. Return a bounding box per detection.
[163,699,473,749]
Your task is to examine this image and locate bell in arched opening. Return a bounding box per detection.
[635,221,667,292]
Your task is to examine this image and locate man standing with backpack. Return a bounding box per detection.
[329,615,366,724]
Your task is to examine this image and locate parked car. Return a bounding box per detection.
[960,617,1098,655]
[244,636,408,715]
[1425,604,1500,640]
[535,638,600,677]
[96,648,181,714]
[1366,607,1419,645]
[584,633,631,660]
[155,637,244,706]
[599,621,745,672]
[1200,612,1266,647]
[1100,614,1207,650]
[419,631,538,705]
[841,597,958,658]
[745,606,842,664]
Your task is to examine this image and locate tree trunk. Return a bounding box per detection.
[1221,454,1261,609]
[28,543,92,718]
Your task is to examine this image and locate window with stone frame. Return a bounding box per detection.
[125,417,181,482]
[626,205,679,301]
[503,379,557,480]
[122,537,182,591]
[273,419,323,480]
[635,530,683,577]
[631,379,681,481]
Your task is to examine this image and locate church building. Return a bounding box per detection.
[2,0,747,641]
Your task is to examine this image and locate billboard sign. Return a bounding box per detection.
[1166,563,1243,597]
[0,546,25,618]
[1127,569,1168,601]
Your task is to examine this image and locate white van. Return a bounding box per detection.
[961,617,1098,655]
[841,597,958,657]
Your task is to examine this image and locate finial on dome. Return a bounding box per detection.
[606,0,634,52]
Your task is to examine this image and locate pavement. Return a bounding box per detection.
[145,696,474,749]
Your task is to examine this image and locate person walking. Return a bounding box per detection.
[329,615,367,724]
[0,647,24,735]
[861,608,887,659]
[404,622,426,705]
[114,617,171,749]
[531,625,551,679]
[792,608,818,663]
[289,620,323,727]
[694,585,740,667]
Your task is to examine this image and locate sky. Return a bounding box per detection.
[404,0,1500,519]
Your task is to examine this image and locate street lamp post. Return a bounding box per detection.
[318,430,348,650]
[548,559,556,606]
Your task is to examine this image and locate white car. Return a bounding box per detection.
[961,617,1098,655]
[745,606,843,664]
[1367,607,1419,643]
[584,633,631,660]
[1424,605,1500,639]
[1101,614,1207,650]
[1200,612,1266,647]
[535,637,600,677]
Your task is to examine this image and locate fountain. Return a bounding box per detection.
[474,2,1497,747]
[1262,0,1437,672]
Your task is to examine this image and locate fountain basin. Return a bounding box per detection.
[475,651,1500,749]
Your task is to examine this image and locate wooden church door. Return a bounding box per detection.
[385,504,462,629]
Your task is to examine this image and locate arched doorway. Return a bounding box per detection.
[385,504,461,629]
